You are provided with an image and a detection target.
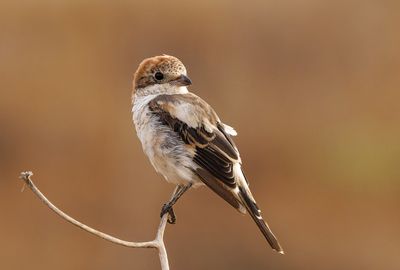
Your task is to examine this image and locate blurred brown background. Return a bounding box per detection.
[1,0,399,269]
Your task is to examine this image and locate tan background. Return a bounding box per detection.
[1,0,399,269]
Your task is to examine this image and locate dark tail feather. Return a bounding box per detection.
[238,187,284,254]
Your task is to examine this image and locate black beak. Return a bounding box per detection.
[172,74,192,86]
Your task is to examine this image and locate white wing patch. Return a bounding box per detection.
[173,102,199,128]
[222,123,238,136]
[171,100,215,133]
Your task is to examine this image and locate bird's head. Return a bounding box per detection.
[132,55,192,96]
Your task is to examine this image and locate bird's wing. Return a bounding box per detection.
[148,93,242,208]
[149,93,284,253]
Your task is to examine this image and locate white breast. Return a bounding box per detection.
[132,94,201,186]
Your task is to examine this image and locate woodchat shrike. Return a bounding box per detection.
[131,55,284,254]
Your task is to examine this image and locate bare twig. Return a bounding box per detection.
[19,171,171,270]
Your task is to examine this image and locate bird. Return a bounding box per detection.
[131,55,284,254]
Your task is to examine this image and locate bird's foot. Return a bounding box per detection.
[161,203,176,224]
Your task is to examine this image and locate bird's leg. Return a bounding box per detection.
[161,188,181,224]
[161,183,192,224]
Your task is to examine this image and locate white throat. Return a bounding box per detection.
[135,84,189,97]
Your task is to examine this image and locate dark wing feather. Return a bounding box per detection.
[149,94,240,188]
[214,123,239,160]
[194,167,241,209]
[149,94,284,253]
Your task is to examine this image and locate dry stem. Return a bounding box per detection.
[19,171,171,270]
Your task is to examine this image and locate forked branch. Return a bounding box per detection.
[19,171,171,270]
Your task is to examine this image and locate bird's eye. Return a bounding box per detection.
[154,72,164,81]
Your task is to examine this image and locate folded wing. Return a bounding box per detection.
[148,93,284,253]
[148,93,242,210]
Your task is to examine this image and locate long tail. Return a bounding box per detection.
[238,186,284,254]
